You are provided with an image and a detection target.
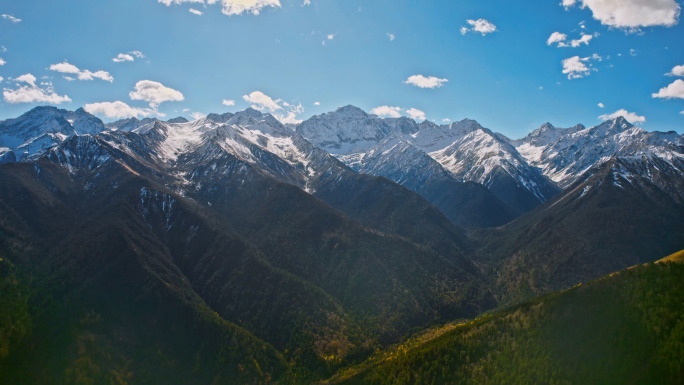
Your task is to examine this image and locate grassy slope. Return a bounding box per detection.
[659,249,684,264]
[332,260,684,385]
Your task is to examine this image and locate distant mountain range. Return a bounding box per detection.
[1,105,683,384]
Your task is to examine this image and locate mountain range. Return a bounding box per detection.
[0,104,683,384]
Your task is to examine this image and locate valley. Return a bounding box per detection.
[0,105,682,384]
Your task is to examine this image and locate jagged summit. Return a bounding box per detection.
[167,116,189,124]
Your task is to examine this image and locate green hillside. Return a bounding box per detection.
[332,261,684,385]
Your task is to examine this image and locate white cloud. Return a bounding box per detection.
[242,91,282,112]
[222,0,281,15]
[0,58,5,66]
[406,108,426,121]
[302,0,311,5]
[371,106,402,118]
[78,70,114,82]
[16,74,37,86]
[130,80,184,107]
[599,109,646,124]
[49,61,114,83]
[3,74,71,104]
[158,0,281,15]
[113,53,134,63]
[113,51,145,63]
[191,112,207,120]
[652,79,684,99]
[387,33,395,41]
[313,101,320,106]
[222,99,236,106]
[461,19,497,36]
[158,0,205,5]
[562,56,597,79]
[189,8,203,15]
[563,0,680,28]
[443,118,451,123]
[630,49,637,56]
[598,102,605,108]
[404,75,448,89]
[570,33,593,47]
[242,91,305,124]
[84,101,157,119]
[547,32,568,46]
[49,62,81,74]
[327,34,335,40]
[562,0,578,9]
[667,65,684,77]
[0,76,3,83]
[1,14,21,23]
[276,103,304,124]
[64,76,75,82]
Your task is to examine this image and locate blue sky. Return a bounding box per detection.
[0,0,683,138]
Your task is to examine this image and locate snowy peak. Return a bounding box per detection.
[0,106,106,161]
[206,112,234,124]
[297,105,394,155]
[515,117,684,188]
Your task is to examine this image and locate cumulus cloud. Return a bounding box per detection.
[548,32,595,47]
[461,19,497,35]
[3,74,71,104]
[113,53,134,63]
[371,106,402,118]
[191,112,207,120]
[222,99,236,106]
[277,103,304,124]
[302,0,311,5]
[49,61,114,82]
[1,14,21,23]
[130,80,184,107]
[652,79,684,99]
[404,75,448,89]
[599,109,646,124]
[0,58,5,66]
[0,76,3,83]
[313,101,320,106]
[547,32,568,46]
[113,51,145,63]
[242,91,282,112]
[387,33,395,41]
[667,65,684,77]
[15,74,37,86]
[562,0,680,28]
[189,8,203,15]
[562,56,599,79]
[406,108,426,121]
[158,0,281,16]
[570,33,593,47]
[598,102,605,108]
[84,101,157,119]
[443,118,451,123]
[242,91,304,124]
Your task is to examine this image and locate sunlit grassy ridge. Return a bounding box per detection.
[331,261,684,385]
[659,249,684,264]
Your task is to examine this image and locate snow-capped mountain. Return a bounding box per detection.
[297,107,559,214]
[0,106,106,163]
[514,117,684,188]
